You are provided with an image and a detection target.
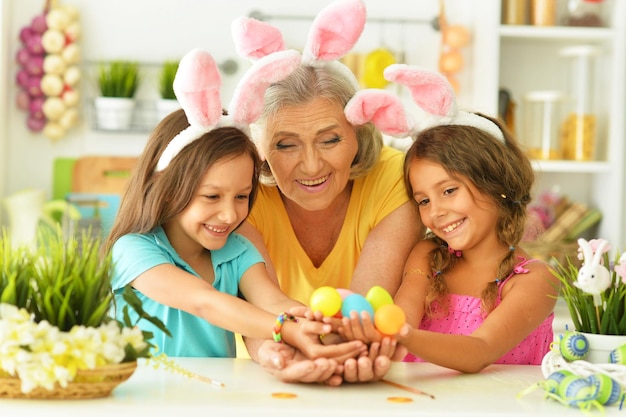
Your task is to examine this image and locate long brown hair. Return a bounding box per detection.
[104,109,261,253]
[403,114,535,315]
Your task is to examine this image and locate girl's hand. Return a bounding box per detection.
[337,311,384,344]
[284,318,366,362]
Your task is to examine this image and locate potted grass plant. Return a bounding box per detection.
[550,237,626,364]
[156,59,180,121]
[94,60,140,130]
[0,227,169,398]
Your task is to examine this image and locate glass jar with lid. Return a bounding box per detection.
[559,45,601,161]
[522,91,565,160]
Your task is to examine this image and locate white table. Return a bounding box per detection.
[0,358,621,416]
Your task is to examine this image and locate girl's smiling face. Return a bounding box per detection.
[408,158,499,251]
[166,154,254,253]
[260,97,358,212]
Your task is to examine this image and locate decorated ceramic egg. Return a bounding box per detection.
[560,331,589,361]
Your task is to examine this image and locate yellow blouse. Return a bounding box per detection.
[247,146,409,304]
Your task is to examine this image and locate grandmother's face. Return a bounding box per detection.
[261,97,358,211]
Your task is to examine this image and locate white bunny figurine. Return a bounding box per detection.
[573,238,611,306]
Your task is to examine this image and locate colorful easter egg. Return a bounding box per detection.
[544,370,574,393]
[365,285,394,312]
[374,304,406,335]
[609,344,626,365]
[341,294,374,319]
[558,375,595,406]
[587,373,622,405]
[310,286,342,317]
[560,332,589,361]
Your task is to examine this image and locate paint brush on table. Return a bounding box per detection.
[381,379,435,399]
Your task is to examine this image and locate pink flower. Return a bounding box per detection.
[615,252,626,284]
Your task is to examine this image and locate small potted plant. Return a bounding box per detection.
[94,60,140,130]
[549,237,626,364]
[0,227,169,398]
[156,59,180,121]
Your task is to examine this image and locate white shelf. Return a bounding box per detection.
[531,160,611,174]
[499,25,613,41]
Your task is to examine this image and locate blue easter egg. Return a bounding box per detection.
[341,294,374,319]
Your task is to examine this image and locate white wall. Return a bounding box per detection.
[0,0,479,212]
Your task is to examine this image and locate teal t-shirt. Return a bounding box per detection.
[111,226,263,357]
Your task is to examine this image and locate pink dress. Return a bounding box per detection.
[403,257,554,365]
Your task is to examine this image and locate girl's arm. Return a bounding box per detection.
[132,263,364,361]
[395,259,559,373]
[393,240,434,327]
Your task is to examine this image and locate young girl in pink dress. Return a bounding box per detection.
[343,64,560,373]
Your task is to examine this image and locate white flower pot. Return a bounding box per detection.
[155,98,181,122]
[94,97,135,131]
[582,332,626,363]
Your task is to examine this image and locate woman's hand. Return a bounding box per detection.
[341,338,406,383]
[256,340,344,386]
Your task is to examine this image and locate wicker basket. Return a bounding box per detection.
[0,361,137,399]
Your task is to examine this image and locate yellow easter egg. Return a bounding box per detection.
[310,286,342,317]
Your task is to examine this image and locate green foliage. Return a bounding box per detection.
[159,60,179,100]
[119,285,171,361]
[98,60,140,98]
[0,229,33,309]
[0,227,171,360]
[553,250,626,335]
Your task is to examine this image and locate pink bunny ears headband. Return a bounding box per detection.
[155,47,301,172]
[231,0,366,90]
[344,63,505,143]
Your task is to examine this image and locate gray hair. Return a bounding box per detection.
[254,64,383,185]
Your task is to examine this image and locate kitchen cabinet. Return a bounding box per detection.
[473,0,625,247]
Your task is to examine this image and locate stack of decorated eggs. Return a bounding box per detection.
[309,285,406,335]
[534,331,626,408]
[15,1,81,141]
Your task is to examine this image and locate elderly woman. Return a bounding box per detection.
[240,63,423,384]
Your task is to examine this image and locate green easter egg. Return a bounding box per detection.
[558,375,595,406]
[365,285,394,312]
[560,332,589,361]
[609,344,626,365]
[587,373,622,405]
[544,370,574,393]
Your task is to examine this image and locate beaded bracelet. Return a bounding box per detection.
[272,312,298,343]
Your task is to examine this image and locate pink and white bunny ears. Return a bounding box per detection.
[231,0,366,89]
[345,64,505,142]
[155,48,301,172]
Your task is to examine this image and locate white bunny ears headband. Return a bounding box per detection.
[155,47,301,172]
[344,64,505,143]
[231,0,366,92]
